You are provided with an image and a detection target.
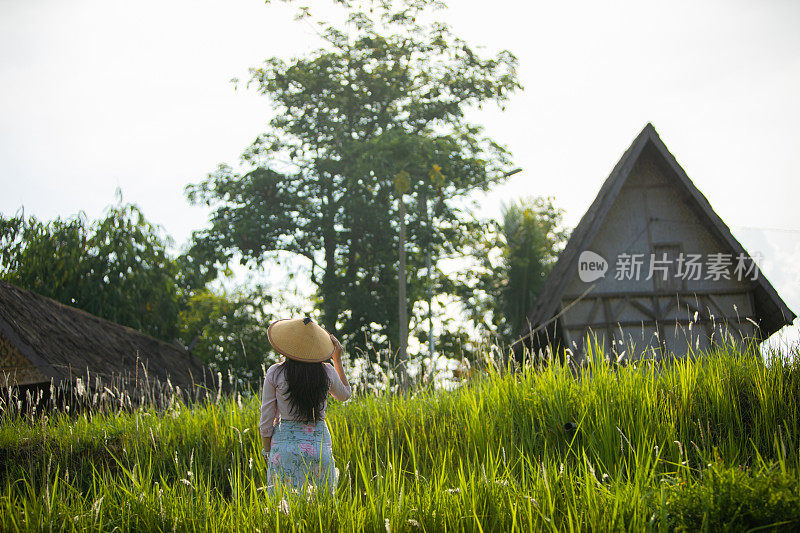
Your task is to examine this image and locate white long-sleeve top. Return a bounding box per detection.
[259,361,351,438]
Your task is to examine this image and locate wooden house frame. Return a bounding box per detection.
[512,124,796,364]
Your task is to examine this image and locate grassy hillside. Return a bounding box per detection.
[2,342,799,532]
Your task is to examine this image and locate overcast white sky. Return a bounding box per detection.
[1,0,798,345]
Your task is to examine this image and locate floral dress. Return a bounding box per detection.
[266,419,338,496]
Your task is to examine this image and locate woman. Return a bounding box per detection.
[259,316,352,497]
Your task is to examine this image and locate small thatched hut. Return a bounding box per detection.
[512,124,795,365]
[0,280,215,400]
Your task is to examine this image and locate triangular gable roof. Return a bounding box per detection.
[516,123,796,349]
[0,280,212,391]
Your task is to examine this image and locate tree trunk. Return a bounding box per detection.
[397,195,409,389]
[421,190,434,377]
[321,185,339,336]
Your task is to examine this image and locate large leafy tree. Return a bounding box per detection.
[187,0,520,359]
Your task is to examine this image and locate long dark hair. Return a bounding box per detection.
[280,358,330,422]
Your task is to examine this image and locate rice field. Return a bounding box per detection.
[1,341,799,532]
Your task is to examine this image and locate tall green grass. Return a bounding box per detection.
[1,341,799,531]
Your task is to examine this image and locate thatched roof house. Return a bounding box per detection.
[0,280,212,394]
[512,123,795,364]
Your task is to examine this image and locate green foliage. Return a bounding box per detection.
[0,200,181,341]
[456,196,568,347]
[186,0,521,359]
[0,211,89,306]
[499,196,567,340]
[2,343,799,531]
[177,288,275,387]
[662,464,800,532]
[87,202,182,341]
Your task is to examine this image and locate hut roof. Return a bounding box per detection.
[515,123,796,351]
[0,280,210,390]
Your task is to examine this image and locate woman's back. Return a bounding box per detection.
[259,361,351,437]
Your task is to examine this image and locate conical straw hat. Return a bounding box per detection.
[267,317,335,362]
